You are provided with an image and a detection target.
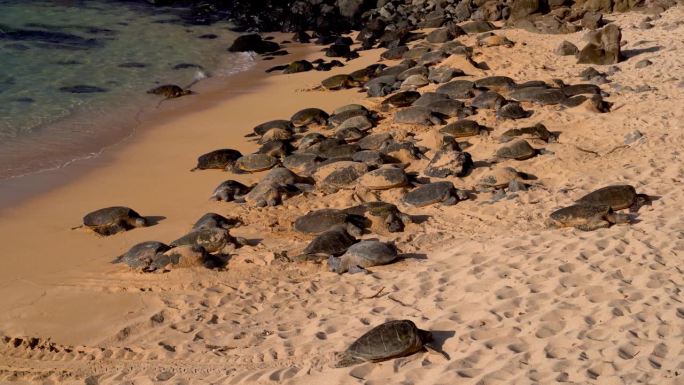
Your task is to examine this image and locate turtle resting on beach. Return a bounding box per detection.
[343,201,411,233]
[112,241,171,270]
[233,153,279,173]
[547,204,629,231]
[192,213,241,230]
[358,166,409,190]
[146,84,192,99]
[321,74,359,90]
[394,106,445,126]
[296,227,358,262]
[495,139,537,161]
[191,149,243,171]
[210,180,252,202]
[334,320,448,367]
[291,108,329,127]
[293,209,364,237]
[328,240,398,274]
[404,181,466,207]
[170,227,245,254]
[576,185,649,212]
[80,206,147,236]
[237,167,312,207]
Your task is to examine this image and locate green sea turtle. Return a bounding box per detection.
[336,115,373,132]
[427,100,475,118]
[332,104,368,116]
[251,120,293,136]
[210,180,251,201]
[296,133,327,151]
[343,201,411,233]
[233,153,279,173]
[321,74,358,90]
[436,80,476,99]
[495,139,537,160]
[80,206,147,236]
[404,181,465,207]
[496,102,531,120]
[439,120,487,138]
[191,149,243,171]
[576,185,649,212]
[192,213,242,230]
[334,320,448,367]
[258,128,293,144]
[149,245,224,270]
[358,166,409,190]
[170,227,244,254]
[282,153,321,176]
[358,133,393,151]
[329,109,371,127]
[401,74,429,89]
[381,91,421,109]
[394,106,444,126]
[336,126,365,142]
[258,140,293,158]
[238,167,311,207]
[315,161,369,193]
[147,84,192,98]
[414,92,450,107]
[471,91,506,110]
[476,167,522,191]
[291,108,329,127]
[352,150,385,167]
[500,123,556,143]
[509,87,566,105]
[424,138,473,178]
[548,204,629,231]
[293,209,364,237]
[297,227,358,262]
[474,76,516,92]
[112,241,172,270]
[328,240,398,274]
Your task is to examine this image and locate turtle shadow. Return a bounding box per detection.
[429,330,455,351]
[145,216,166,226]
[410,215,431,225]
[398,253,428,261]
[622,46,661,59]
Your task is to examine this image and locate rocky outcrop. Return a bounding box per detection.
[577,24,622,64]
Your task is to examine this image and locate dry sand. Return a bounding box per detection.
[0,7,683,385]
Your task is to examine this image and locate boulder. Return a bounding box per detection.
[577,24,622,65]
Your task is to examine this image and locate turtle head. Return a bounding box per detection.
[384,213,405,233]
[328,255,344,273]
[134,217,147,228]
[633,193,651,211]
[418,328,434,343]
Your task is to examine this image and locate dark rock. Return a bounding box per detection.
[577,24,622,65]
[555,40,579,55]
[229,34,280,54]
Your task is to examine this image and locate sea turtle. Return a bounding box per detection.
[329,109,371,127]
[334,320,448,367]
[258,128,293,144]
[147,84,192,98]
[149,245,224,270]
[496,102,531,120]
[283,153,321,176]
[112,241,172,270]
[358,133,393,151]
[439,120,487,138]
[315,161,369,193]
[509,87,566,105]
[321,74,358,90]
[424,138,473,178]
[394,106,444,126]
[233,153,279,173]
[328,240,398,274]
[401,75,429,89]
[426,100,475,118]
[291,108,329,127]
[414,92,450,107]
[474,76,516,92]
[576,185,649,212]
[81,206,147,236]
[500,123,556,143]
[404,181,465,207]
[379,140,429,162]
[336,127,365,142]
[336,115,373,132]
[561,84,602,97]
[210,180,251,201]
[315,143,361,160]
[192,212,242,230]
[191,149,243,171]
[495,139,537,160]
[471,91,506,110]
[344,201,411,233]
[332,104,368,116]
[170,227,243,254]
[548,204,629,231]
[296,132,327,151]
[352,150,385,167]
[239,167,311,207]
[283,60,314,74]
[398,66,429,81]
[476,167,522,191]
[358,166,409,190]
[381,91,421,109]
[258,140,293,158]
[297,227,358,261]
[436,80,476,99]
[251,120,293,136]
[293,209,364,237]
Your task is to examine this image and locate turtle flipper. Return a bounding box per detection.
[348,265,371,274]
[575,220,610,231]
[333,352,364,368]
[424,343,450,360]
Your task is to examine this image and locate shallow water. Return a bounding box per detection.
[0,0,251,178]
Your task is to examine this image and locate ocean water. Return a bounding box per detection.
[0,0,252,178]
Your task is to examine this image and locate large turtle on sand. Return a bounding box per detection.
[112,241,171,270]
[343,202,411,233]
[358,166,409,190]
[381,91,421,109]
[291,108,329,127]
[548,204,629,231]
[80,206,147,236]
[334,320,449,367]
[404,181,466,207]
[495,139,537,161]
[293,209,364,237]
[296,227,358,262]
[191,149,243,171]
[576,185,649,212]
[394,106,444,126]
[321,74,359,90]
[328,240,398,274]
[147,84,192,99]
[251,120,293,137]
[192,213,241,230]
[210,180,251,202]
[439,120,487,138]
[233,153,279,173]
[170,227,244,254]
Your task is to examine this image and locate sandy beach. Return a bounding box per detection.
[1,6,683,385]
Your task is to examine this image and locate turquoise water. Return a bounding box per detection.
[0,1,251,178]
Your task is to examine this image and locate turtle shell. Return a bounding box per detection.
[235,153,278,173]
[439,120,483,138]
[170,228,235,254]
[195,149,242,170]
[549,204,611,225]
[294,209,351,234]
[83,206,142,227]
[576,185,637,210]
[358,167,408,190]
[404,181,455,207]
[114,241,171,269]
[343,320,428,363]
[495,139,536,160]
[291,108,329,127]
[302,228,357,256]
